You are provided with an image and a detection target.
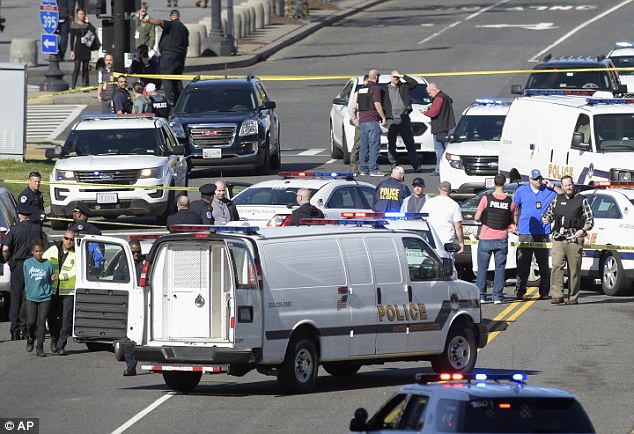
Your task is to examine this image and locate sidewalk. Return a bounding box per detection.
[26,0,381,106]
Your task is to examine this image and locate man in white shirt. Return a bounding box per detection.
[422,181,464,253]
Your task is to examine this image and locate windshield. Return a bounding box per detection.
[175,88,257,113]
[233,187,319,206]
[453,115,506,142]
[594,114,634,152]
[435,397,595,433]
[610,55,634,75]
[64,129,163,156]
[526,70,612,91]
[358,83,432,105]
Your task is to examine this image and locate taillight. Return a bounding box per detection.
[138,260,150,286]
[0,230,6,239]
[255,262,263,289]
[267,214,291,227]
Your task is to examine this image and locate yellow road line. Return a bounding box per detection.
[483,287,538,346]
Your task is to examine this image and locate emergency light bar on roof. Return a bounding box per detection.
[615,41,634,48]
[341,211,429,220]
[300,218,389,227]
[586,97,634,105]
[524,89,596,96]
[474,98,513,106]
[167,224,260,235]
[81,113,156,119]
[591,180,634,188]
[416,372,528,384]
[278,171,356,179]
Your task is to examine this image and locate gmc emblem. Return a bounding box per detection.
[202,130,220,136]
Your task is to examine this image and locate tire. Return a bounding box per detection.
[270,134,282,170]
[113,340,125,362]
[342,131,350,165]
[85,342,111,352]
[162,371,202,394]
[50,217,69,231]
[431,324,477,373]
[330,123,343,159]
[322,362,361,377]
[278,335,318,394]
[601,252,632,296]
[256,142,271,175]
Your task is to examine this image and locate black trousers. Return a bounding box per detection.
[48,294,74,349]
[516,234,551,297]
[387,115,420,170]
[160,52,185,108]
[9,259,27,335]
[26,300,51,348]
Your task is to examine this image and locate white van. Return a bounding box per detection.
[73,224,487,394]
[499,92,634,184]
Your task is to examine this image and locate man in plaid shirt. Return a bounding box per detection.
[542,175,594,305]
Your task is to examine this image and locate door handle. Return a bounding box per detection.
[376,287,381,305]
[407,285,412,303]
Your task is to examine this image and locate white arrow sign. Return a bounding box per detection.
[43,38,56,48]
[475,22,558,30]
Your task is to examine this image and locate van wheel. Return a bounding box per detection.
[431,325,477,373]
[162,371,202,394]
[322,362,361,377]
[256,142,271,175]
[278,335,318,394]
[113,340,125,362]
[270,134,282,170]
[330,123,343,159]
[601,252,631,296]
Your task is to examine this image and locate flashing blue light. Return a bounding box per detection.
[213,225,261,233]
[615,41,634,48]
[512,373,527,382]
[384,212,429,220]
[81,113,118,118]
[474,98,512,106]
[278,171,356,178]
[474,373,488,381]
[586,97,634,105]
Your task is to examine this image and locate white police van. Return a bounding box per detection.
[438,98,511,193]
[499,92,634,185]
[73,222,487,394]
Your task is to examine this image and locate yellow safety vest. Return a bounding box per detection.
[43,245,77,296]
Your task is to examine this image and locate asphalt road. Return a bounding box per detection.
[2,1,634,433]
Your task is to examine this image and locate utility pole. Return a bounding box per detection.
[112,0,126,72]
[201,0,232,56]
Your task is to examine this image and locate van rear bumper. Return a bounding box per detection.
[134,345,261,364]
[476,323,489,349]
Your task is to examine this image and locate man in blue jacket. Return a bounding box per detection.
[373,166,410,212]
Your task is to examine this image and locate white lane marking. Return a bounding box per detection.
[296,149,324,156]
[529,0,634,62]
[476,22,557,30]
[110,392,175,434]
[325,159,337,164]
[418,0,513,45]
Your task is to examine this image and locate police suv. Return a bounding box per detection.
[606,42,634,94]
[45,114,188,230]
[72,222,487,394]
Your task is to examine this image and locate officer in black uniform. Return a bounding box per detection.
[166,195,203,231]
[68,202,102,235]
[290,188,324,225]
[189,184,215,225]
[1,204,46,340]
[19,171,45,223]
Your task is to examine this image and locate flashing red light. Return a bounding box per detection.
[591,181,634,188]
[499,403,512,409]
[129,234,162,241]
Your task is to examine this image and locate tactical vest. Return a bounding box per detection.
[112,88,133,113]
[358,87,374,112]
[44,246,77,296]
[552,193,584,232]
[481,193,513,230]
[150,94,170,118]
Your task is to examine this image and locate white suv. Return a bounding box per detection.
[606,42,634,94]
[438,98,511,193]
[45,115,188,230]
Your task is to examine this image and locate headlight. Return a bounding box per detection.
[55,170,75,181]
[618,171,632,181]
[170,122,186,138]
[139,167,163,179]
[239,120,258,136]
[446,153,463,169]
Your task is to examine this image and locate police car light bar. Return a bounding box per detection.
[524,89,595,96]
[586,97,634,105]
[341,211,429,220]
[474,98,513,106]
[615,41,634,48]
[129,234,162,241]
[81,113,156,118]
[168,224,260,234]
[300,218,389,227]
[591,180,634,188]
[416,372,527,384]
[278,171,356,179]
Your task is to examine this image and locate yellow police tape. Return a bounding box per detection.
[29,66,634,99]
[48,216,167,229]
[464,239,634,251]
[1,179,198,192]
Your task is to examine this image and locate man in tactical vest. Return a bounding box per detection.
[145,83,170,118]
[474,174,517,304]
[542,175,593,305]
[112,75,133,114]
[357,69,387,177]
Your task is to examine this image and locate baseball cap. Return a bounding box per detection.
[73,202,92,217]
[199,183,216,196]
[531,169,543,180]
[17,204,34,216]
[439,181,452,192]
[145,83,156,93]
[412,177,425,187]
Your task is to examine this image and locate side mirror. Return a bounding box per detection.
[571,132,590,151]
[45,145,63,159]
[171,145,185,155]
[511,84,523,95]
[444,242,460,253]
[260,100,276,110]
[349,408,369,432]
[442,257,455,277]
[447,133,457,143]
[617,84,628,95]
[332,96,347,106]
[436,132,448,144]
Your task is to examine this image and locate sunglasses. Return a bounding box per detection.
[131,250,142,255]
[63,236,74,241]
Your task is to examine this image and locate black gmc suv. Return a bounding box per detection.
[170,76,281,174]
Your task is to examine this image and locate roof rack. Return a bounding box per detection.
[416,372,527,384]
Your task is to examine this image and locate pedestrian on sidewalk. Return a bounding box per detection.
[131,3,156,52]
[142,9,189,110]
[358,69,387,177]
[97,54,116,114]
[69,8,95,89]
[420,83,455,175]
[57,0,75,61]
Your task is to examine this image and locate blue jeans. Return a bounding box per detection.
[433,132,447,173]
[359,121,381,172]
[476,238,508,301]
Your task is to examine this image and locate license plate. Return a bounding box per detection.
[97,192,118,204]
[203,148,221,159]
[485,178,495,188]
[396,136,405,148]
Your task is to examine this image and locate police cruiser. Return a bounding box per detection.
[72,222,487,394]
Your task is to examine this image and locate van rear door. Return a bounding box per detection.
[73,235,143,345]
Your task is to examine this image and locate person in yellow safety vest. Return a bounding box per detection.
[44,230,77,356]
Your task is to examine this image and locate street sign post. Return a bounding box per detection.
[38,0,68,92]
[39,0,59,35]
[41,34,59,54]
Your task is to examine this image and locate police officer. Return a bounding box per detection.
[189,184,215,225]
[542,175,594,305]
[112,75,133,114]
[373,166,410,212]
[290,188,324,225]
[145,83,170,119]
[166,195,203,231]
[19,171,45,223]
[1,204,46,340]
[68,202,101,235]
